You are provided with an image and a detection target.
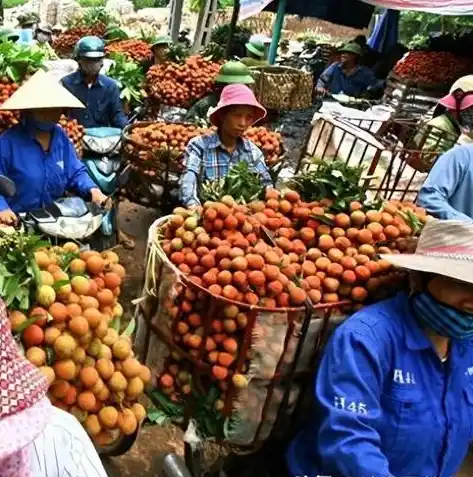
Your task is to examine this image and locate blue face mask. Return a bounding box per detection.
[23,113,57,133]
[411,291,473,340]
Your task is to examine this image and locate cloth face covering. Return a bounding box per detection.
[80,60,103,77]
[411,291,473,340]
[459,107,473,130]
[23,113,56,133]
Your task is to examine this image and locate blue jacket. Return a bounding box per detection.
[61,71,128,129]
[287,293,473,477]
[418,144,473,220]
[0,124,96,213]
[317,62,380,97]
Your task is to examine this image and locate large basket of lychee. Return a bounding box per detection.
[135,189,424,447]
[122,121,213,177]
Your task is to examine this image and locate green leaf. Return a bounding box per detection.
[147,407,169,425]
[16,314,43,333]
[52,279,70,291]
[121,318,135,337]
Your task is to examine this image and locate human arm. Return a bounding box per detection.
[417,146,472,220]
[316,63,335,92]
[62,131,106,204]
[0,138,16,223]
[109,82,128,129]
[313,322,393,477]
[179,139,203,207]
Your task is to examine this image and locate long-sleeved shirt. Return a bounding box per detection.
[317,62,380,97]
[417,144,473,220]
[179,132,273,207]
[184,93,219,124]
[61,71,128,129]
[286,293,473,477]
[30,403,108,476]
[0,124,96,213]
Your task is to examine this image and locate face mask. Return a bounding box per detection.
[80,61,103,76]
[23,113,57,133]
[459,108,473,131]
[411,291,473,340]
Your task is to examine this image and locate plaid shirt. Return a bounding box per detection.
[179,132,273,206]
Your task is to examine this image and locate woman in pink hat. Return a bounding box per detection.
[419,75,473,153]
[179,84,273,207]
[0,300,108,476]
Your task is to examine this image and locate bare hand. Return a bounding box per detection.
[0,209,17,225]
[90,188,112,210]
[315,87,328,96]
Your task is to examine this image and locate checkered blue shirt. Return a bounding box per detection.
[179,132,273,206]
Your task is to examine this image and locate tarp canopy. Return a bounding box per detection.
[362,0,473,15]
[240,0,374,28]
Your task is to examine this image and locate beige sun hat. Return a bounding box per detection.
[0,70,85,110]
[381,219,473,284]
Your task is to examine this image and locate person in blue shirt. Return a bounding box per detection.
[287,218,473,477]
[0,70,108,225]
[417,142,473,220]
[316,42,381,97]
[61,36,128,129]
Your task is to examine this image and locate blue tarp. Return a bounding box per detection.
[368,9,400,53]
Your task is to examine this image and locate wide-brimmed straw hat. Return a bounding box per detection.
[381,219,473,284]
[0,70,85,110]
[209,84,266,127]
[0,299,50,464]
[438,75,473,111]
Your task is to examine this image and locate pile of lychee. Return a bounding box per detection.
[9,243,150,446]
[156,189,426,405]
[160,189,425,309]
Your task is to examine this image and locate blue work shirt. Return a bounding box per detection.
[317,62,379,97]
[61,71,128,129]
[0,124,96,213]
[418,144,473,220]
[287,293,473,477]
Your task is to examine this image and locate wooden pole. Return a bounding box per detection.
[226,0,240,58]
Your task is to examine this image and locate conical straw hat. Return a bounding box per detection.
[0,70,85,110]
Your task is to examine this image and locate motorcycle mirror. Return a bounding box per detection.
[117,164,131,187]
[0,175,16,197]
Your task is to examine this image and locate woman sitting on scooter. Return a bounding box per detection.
[179,84,273,207]
[0,70,108,225]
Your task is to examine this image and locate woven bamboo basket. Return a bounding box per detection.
[250,66,313,111]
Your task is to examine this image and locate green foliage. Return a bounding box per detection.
[201,42,226,62]
[0,40,46,82]
[0,231,50,311]
[104,27,129,41]
[4,0,26,8]
[107,53,145,108]
[211,24,252,59]
[289,159,367,212]
[78,0,106,7]
[68,7,118,29]
[133,0,167,8]
[201,161,265,204]
[398,11,473,48]
[165,42,190,63]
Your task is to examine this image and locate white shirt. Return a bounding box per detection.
[29,406,108,477]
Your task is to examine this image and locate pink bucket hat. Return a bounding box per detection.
[209,84,267,127]
[0,299,50,476]
[438,75,473,111]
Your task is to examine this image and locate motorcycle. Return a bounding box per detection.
[0,167,130,245]
[81,108,144,248]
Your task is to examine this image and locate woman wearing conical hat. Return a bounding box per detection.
[0,70,108,225]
